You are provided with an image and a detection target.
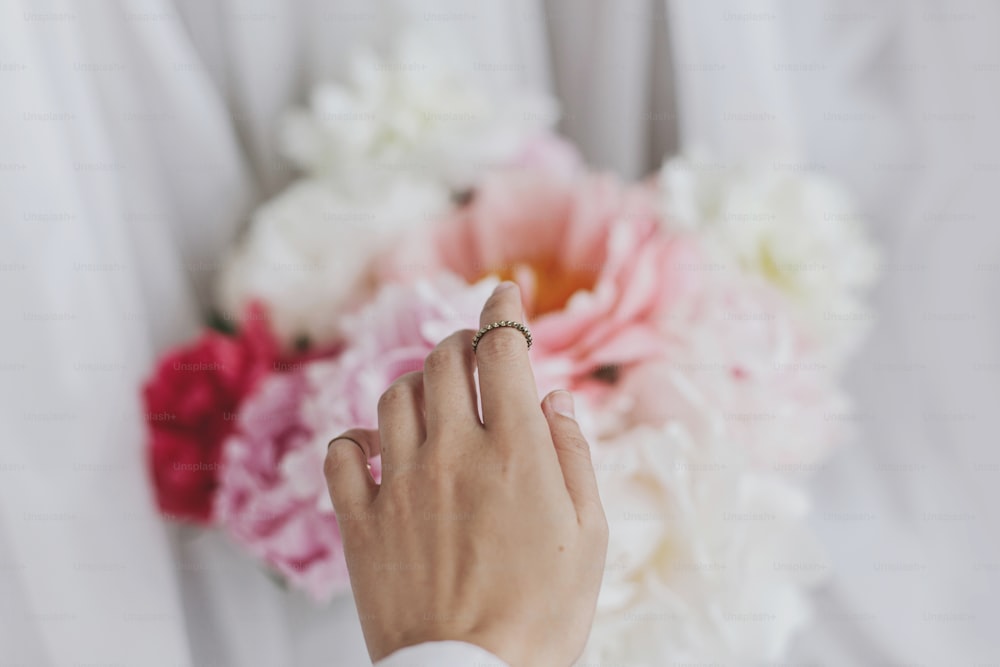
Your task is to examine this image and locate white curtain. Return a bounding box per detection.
[664,2,1000,665]
[2,0,997,665]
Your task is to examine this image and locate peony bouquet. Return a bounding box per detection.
[142,32,878,665]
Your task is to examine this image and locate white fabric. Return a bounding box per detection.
[666,1,1000,664]
[375,641,507,667]
[1,1,998,666]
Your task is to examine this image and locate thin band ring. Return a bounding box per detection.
[472,320,533,353]
[328,435,366,455]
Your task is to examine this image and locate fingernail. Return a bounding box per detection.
[493,281,517,296]
[549,390,575,420]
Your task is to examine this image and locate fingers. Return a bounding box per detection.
[475,282,541,429]
[378,371,425,480]
[325,428,380,519]
[423,329,481,435]
[540,391,603,520]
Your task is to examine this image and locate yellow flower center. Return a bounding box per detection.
[484,256,599,317]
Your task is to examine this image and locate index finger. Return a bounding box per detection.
[474,282,542,429]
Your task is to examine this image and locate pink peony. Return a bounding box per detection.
[616,271,846,467]
[375,169,838,466]
[509,133,584,181]
[213,370,350,599]
[378,170,701,397]
[299,275,496,438]
[214,275,495,601]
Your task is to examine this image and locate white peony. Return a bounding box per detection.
[220,31,564,349]
[611,269,849,470]
[280,32,558,195]
[660,155,879,361]
[583,422,828,666]
[216,178,449,347]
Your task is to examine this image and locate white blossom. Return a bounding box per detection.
[660,155,880,361]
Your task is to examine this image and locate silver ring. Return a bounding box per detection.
[472,320,533,353]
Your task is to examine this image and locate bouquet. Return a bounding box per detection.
[143,32,878,665]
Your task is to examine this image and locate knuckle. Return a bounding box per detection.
[557,433,593,466]
[422,347,452,376]
[381,473,416,509]
[478,330,526,363]
[324,443,356,479]
[486,442,517,468]
[564,433,592,457]
[422,439,454,466]
[444,329,474,350]
[378,380,414,413]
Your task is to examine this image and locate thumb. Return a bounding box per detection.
[325,428,379,526]
[541,391,602,518]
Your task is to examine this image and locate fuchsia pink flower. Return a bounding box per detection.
[142,305,280,523]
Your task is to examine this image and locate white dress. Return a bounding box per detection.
[1,1,997,665]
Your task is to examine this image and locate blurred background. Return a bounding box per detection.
[1,0,997,664]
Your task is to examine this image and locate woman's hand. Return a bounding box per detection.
[324,281,608,667]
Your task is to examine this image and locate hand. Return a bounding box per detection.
[324,281,608,667]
